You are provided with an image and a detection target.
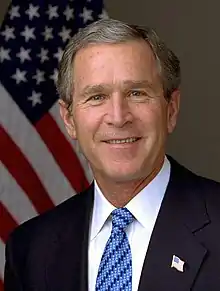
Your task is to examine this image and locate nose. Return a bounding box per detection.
[104,93,133,127]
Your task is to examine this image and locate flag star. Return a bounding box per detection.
[80,7,93,24]
[11,69,27,84]
[58,26,71,43]
[50,69,58,84]
[28,91,42,107]
[25,4,40,21]
[41,26,53,41]
[9,5,20,20]
[21,26,36,42]
[37,48,49,63]
[54,47,63,62]
[64,5,74,21]
[99,9,109,20]
[0,47,11,62]
[46,5,59,20]
[33,69,45,85]
[16,47,31,63]
[1,26,15,41]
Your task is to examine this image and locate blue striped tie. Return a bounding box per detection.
[95,208,134,291]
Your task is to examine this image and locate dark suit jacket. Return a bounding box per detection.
[4,157,220,291]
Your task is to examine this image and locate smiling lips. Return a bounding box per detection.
[104,137,141,144]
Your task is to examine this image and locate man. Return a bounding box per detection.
[4,19,220,291]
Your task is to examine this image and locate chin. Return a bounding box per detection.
[102,164,145,183]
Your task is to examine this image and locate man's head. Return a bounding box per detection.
[57,19,180,183]
[57,19,180,106]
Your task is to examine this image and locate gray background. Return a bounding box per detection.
[1,0,220,181]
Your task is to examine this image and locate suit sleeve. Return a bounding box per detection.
[4,234,23,291]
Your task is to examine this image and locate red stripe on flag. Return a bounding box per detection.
[0,125,55,214]
[36,113,89,193]
[0,202,18,243]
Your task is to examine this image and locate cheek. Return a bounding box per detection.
[137,104,166,129]
[74,107,103,138]
[139,106,169,143]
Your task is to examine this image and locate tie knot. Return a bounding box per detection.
[111,208,134,232]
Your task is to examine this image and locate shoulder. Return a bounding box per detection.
[170,155,220,187]
[169,155,220,212]
[6,184,94,248]
[5,185,94,282]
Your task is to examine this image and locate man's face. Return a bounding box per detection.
[60,40,179,182]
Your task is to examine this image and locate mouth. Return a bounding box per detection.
[104,137,141,144]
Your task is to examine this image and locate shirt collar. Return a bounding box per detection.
[90,156,171,241]
[126,156,170,229]
[90,181,115,241]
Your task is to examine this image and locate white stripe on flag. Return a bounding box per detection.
[0,162,38,224]
[0,83,76,205]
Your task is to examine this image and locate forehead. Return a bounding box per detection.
[72,40,159,87]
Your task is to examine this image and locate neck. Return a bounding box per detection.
[94,157,165,208]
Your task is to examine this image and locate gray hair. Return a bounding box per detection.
[57,18,180,105]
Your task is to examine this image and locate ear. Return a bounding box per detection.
[167,89,180,134]
[59,99,77,139]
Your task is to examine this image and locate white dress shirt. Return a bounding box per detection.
[88,156,171,291]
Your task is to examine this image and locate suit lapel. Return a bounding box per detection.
[138,158,210,291]
[45,184,94,291]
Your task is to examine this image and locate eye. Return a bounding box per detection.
[128,90,147,97]
[130,91,144,96]
[86,94,107,105]
[89,94,105,101]
[127,89,155,103]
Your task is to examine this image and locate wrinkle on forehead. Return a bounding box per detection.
[73,40,162,98]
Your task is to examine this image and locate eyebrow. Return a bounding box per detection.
[81,80,156,96]
[81,84,111,96]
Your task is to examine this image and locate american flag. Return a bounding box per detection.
[0,0,107,288]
